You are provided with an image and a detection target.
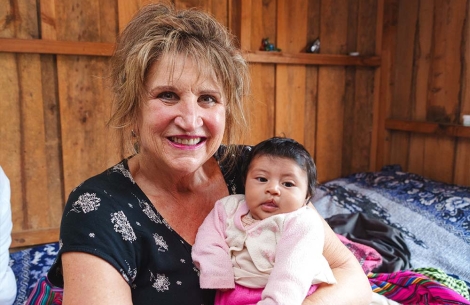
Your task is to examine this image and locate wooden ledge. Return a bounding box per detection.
[0,38,114,56]
[11,228,60,249]
[244,50,381,66]
[0,38,381,67]
[385,119,470,138]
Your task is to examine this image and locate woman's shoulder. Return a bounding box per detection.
[74,158,134,191]
[65,158,139,212]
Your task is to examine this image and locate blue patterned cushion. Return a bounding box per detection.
[9,242,59,305]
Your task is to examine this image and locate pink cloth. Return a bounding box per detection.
[369,271,470,304]
[335,234,382,274]
[214,283,318,305]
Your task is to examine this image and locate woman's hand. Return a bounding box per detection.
[62,252,133,305]
[302,212,372,305]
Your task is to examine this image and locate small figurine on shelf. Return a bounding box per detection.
[259,37,281,52]
[306,38,320,53]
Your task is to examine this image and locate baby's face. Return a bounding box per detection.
[244,155,309,220]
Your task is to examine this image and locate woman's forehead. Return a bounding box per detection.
[156,53,216,78]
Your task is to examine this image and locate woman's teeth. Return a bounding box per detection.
[171,137,201,145]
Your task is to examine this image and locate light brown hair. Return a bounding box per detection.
[107,2,250,158]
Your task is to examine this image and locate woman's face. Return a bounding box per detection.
[137,54,226,174]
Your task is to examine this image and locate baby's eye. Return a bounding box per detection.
[283,182,295,187]
[256,177,267,182]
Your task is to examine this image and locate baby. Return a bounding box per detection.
[192,137,336,305]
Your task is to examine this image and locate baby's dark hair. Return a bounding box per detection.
[242,137,317,199]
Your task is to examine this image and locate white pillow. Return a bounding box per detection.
[0,166,16,305]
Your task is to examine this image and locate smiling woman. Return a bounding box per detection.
[26,3,371,305]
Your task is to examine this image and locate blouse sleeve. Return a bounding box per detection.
[48,176,141,287]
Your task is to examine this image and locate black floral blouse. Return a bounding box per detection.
[47,145,250,304]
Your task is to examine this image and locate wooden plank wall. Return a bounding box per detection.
[7,0,469,248]
[0,0,235,249]
[378,0,470,186]
[243,0,379,183]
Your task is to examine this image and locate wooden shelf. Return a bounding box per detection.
[385,119,470,138]
[11,228,60,249]
[0,38,380,67]
[244,50,381,66]
[0,38,114,56]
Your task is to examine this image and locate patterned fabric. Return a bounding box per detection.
[368,270,470,304]
[311,165,470,284]
[346,164,470,244]
[24,276,62,305]
[412,267,470,300]
[9,243,59,305]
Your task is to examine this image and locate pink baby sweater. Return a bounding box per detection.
[192,194,336,305]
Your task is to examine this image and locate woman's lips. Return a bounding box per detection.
[170,136,203,145]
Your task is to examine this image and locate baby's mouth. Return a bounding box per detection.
[261,200,278,212]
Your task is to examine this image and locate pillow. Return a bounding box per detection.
[0,166,17,305]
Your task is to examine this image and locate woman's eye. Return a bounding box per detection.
[157,91,178,101]
[199,95,217,105]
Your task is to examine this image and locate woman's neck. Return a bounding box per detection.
[127,154,229,244]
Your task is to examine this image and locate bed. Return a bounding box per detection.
[8,165,470,304]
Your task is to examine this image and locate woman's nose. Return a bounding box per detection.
[174,100,203,130]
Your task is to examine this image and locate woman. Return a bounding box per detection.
[45,3,371,304]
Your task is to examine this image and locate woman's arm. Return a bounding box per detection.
[302,213,372,305]
[62,252,132,305]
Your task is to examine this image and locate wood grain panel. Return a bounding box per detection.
[375,0,398,170]
[345,0,377,174]
[369,0,384,171]
[40,0,64,227]
[40,54,64,226]
[250,0,276,52]
[275,0,307,143]
[304,0,321,158]
[408,0,433,175]
[240,0,276,145]
[17,54,51,230]
[0,53,23,231]
[247,63,275,145]
[422,0,467,184]
[454,0,470,185]
[117,0,144,32]
[40,0,58,39]
[388,0,419,170]
[58,56,121,197]
[316,0,348,182]
[54,0,121,199]
[341,0,360,173]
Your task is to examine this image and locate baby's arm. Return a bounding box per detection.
[191,199,235,289]
[259,208,336,305]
